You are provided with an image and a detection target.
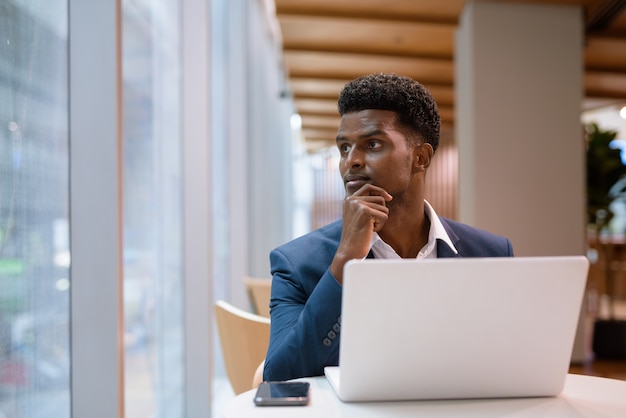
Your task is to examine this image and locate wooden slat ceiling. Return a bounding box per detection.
[275,0,626,151]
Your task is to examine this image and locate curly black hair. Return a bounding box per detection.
[337,73,440,152]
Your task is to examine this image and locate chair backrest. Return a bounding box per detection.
[251,360,265,389]
[214,300,270,395]
[243,276,272,318]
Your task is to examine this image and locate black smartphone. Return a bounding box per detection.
[253,381,310,406]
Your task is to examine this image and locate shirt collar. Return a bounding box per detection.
[423,200,458,256]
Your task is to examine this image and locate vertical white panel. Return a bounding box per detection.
[247,0,295,279]
[69,0,123,416]
[227,0,250,307]
[182,0,213,416]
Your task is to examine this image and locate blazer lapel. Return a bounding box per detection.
[438,218,462,258]
[437,239,461,258]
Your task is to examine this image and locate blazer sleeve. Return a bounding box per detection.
[263,246,343,381]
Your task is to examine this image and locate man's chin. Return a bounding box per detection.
[344,180,373,196]
[344,186,359,196]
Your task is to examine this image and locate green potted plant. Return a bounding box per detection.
[586,122,626,359]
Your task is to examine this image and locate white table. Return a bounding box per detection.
[222,374,626,417]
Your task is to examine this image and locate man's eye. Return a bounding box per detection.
[368,140,381,149]
[339,143,350,153]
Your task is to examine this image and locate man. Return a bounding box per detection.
[263,73,514,382]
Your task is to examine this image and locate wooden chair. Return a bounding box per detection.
[243,276,272,318]
[215,300,271,395]
[251,360,265,389]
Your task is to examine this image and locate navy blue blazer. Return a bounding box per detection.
[263,217,514,381]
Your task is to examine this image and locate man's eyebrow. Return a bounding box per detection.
[336,129,384,142]
[360,129,384,138]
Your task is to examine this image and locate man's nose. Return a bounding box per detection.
[345,148,363,167]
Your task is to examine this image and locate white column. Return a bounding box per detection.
[70,0,123,416]
[182,0,214,416]
[456,1,587,360]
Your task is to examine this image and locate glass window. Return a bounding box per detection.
[122,0,184,416]
[0,1,70,416]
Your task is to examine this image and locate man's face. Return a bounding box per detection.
[336,109,417,199]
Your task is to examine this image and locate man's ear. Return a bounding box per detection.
[414,143,434,170]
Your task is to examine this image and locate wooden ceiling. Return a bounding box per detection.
[274,0,626,151]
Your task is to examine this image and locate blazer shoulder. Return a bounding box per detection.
[272,219,342,257]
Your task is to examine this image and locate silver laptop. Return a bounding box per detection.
[324,256,589,402]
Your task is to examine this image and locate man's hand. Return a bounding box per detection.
[330,184,392,284]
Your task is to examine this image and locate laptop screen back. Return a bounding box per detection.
[327,256,589,402]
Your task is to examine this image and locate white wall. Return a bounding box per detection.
[456,1,585,258]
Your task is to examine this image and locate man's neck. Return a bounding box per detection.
[378,204,429,258]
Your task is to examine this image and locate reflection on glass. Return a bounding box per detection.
[122,0,184,416]
[0,1,70,417]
